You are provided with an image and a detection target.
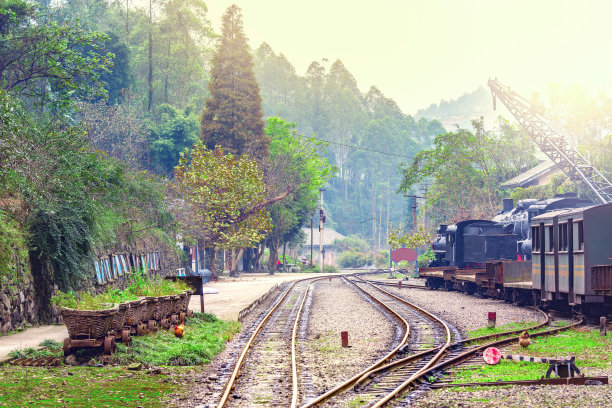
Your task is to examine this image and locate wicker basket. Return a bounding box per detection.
[61,304,119,339]
[182,291,193,313]
[157,295,175,319]
[110,303,130,332]
[172,293,186,314]
[125,298,147,326]
[142,296,159,322]
[144,296,163,320]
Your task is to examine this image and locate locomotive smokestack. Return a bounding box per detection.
[502,198,514,213]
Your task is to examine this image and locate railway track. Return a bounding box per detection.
[217,273,582,408]
[217,276,326,408]
[303,277,580,407]
[301,276,454,407]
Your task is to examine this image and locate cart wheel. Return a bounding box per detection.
[147,320,157,332]
[103,336,116,355]
[63,338,72,357]
[160,318,169,329]
[136,323,145,336]
[121,329,131,346]
[187,310,194,317]
[179,312,186,323]
[170,314,178,325]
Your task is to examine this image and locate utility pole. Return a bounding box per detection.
[310,219,313,267]
[319,188,326,272]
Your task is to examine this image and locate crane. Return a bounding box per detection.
[488,78,612,204]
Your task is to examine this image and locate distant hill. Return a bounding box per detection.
[416,86,498,131]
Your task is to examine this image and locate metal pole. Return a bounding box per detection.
[310,219,313,267]
[319,189,325,272]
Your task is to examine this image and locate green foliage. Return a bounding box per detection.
[0,0,113,106]
[51,272,189,310]
[509,173,576,203]
[200,5,268,159]
[417,249,435,268]
[265,117,334,271]
[374,250,390,268]
[333,235,370,253]
[174,144,273,276]
[148,104,200,175]
[399,117,538,224]
[451,327,611,383]
[0,210,28,283]
[28,205,94,291]
[114,313,240,366]
[322,265,338,274]
[388,224,433,250]
[0,365,176,407]
[337,251,373,268]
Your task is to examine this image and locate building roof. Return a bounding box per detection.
[501,160,559,188]
[301,227,346,247]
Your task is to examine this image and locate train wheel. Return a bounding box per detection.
[148,320,157,332]
[63,338,72,357]
[179,312,186,323]
[187,310,194,317]
[136,323,145,336]
[121,329,131,346]
[103,336,116,355]
[170,314,178,325]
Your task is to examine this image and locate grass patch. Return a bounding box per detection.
[467,321,540,339]
[8,340,64,360]
[113,313,240,366]
[345,395,374,407]
[450,327,611,384]
[0,365,176,407]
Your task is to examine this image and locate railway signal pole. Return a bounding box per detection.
[319,188,326,272]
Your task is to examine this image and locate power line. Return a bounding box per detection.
[313,137,415,160]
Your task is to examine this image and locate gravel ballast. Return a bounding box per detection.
[300,278,397,402]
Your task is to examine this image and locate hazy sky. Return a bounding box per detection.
[202,0,612,115]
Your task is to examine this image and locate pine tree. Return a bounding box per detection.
[200,5,268,159]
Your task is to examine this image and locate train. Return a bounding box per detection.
[420,194,612,316]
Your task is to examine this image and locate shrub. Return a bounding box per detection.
[322,265,338,274]
[337,251,373,268]
[375,250,390,268]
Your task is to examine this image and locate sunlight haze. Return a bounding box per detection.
[204,0,612,114]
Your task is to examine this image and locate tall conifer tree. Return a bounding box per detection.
[200,5,268,159]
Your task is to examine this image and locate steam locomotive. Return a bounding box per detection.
[429,193,593,268]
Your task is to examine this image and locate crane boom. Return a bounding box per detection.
[488,78,612,204]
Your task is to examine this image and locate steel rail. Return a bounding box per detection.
[347,276,452,408]
[290,277,327,407]
[301,276,412,408]
[353,307,549,388]
[217,276,328,408]
[375,317,583,407]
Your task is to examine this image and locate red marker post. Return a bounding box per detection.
[398,280,402,289]
[341,331,349,348]
[488,312,496,328]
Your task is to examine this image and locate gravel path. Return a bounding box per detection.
[413,384,612,408]
[300,278,397,405]
[381,283,544,333]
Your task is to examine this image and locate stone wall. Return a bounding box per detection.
[0,269,39,334]
[0,240,184,334]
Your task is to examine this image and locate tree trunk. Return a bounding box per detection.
[229,248,244,277]
[147,0,153,112]
[268,238,280,274]
[209,249,218,280]
[282,241,287,272]
[254,243,265,270]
